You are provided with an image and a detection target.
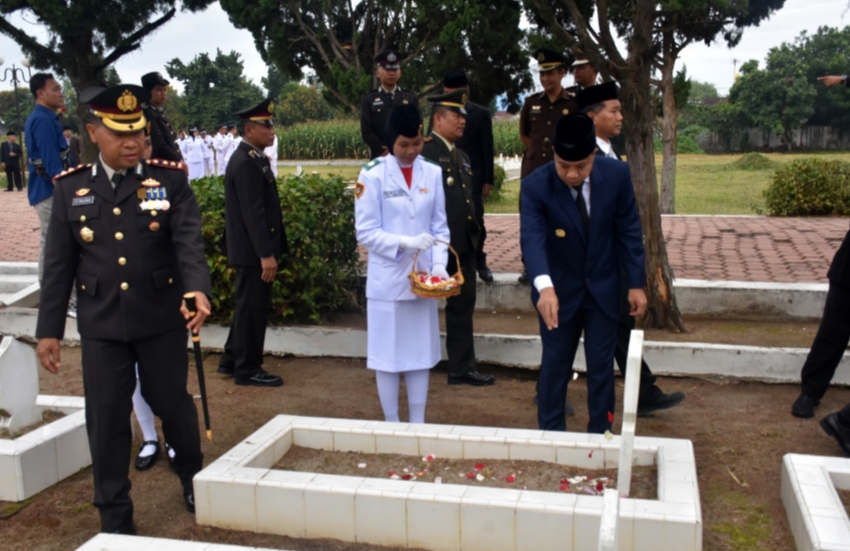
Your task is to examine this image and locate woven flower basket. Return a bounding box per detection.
[408,240,464,299]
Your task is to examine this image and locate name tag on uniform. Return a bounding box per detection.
[383,189,406,199]
[72,196,95,206]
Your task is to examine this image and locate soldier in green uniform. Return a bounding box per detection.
[360,50,419,160]
[517,48,581,285]
[35,84,212,534]
[421,89,494,386]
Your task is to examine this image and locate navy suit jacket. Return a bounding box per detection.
[520,157,645,321]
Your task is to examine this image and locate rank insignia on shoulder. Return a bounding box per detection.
[354,182,365,199]
[54,164,92,182]
[141,178,161,187]
[363,159,380,171]
[248,150,259,159]
[423,137,433,143]
[147,159,185,171]
[75,188,91,197]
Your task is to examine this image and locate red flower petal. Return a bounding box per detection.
[475,463,485,471]
[608,411,615,423]
[402,474,412,480]
[388,471,397,476]
[559,484,570,492]
[467,472,475,479]
[560,478,568,484]
[596,481,604,492]
[507,475,516,483]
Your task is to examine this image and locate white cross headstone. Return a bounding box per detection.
[597,488,620,551]
[617,329,643,497]
[0,336,42,432]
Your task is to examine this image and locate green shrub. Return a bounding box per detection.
[732,152,776,171]
[486,164,508,203]
[192,174,361,324]
[676,135,704,154]
[763,158,850,216]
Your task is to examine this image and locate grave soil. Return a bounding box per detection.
[272,446,657,500]
[0,410,63,439]
[1,345,849,551]
[841,489,850,518]
[324,310,822,349]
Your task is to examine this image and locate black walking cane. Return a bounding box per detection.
[184,292,212,442]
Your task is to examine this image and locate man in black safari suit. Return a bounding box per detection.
[1,131,23,191]
[35,84,212,534]
[217,98,289,387]
[141,71,183,162]
[421,89,494,387]
[360,50,419,159]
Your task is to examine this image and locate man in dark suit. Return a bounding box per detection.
[575,82,686,417]
[141,71,183,163]
[439,72,495,282]
[521,114,647,433]
[1,131,23,191]
[360,50,419,160]
[63,127,81,167]
[421,89,494,387]
[35,84,212,533]
[217,98,289,387]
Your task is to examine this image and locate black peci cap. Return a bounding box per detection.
[533,48,567,72]
[443,71,469,89]
[141,71,169,90]
[6,131,15,136]
[576,81,619,111]
[384,102,423,151]
[427,88,469,115]
[232,98,276,127]
[374,50,403,70]
[553,114,598,161]
[81,84,150,133]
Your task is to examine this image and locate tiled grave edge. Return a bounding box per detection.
[76,534,291,551]
[194,415,702,551]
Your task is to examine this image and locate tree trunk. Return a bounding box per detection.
[659,59,678,215]
[621,1,687,332]
[66,65,100,164]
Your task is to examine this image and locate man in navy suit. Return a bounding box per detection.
[521,113,646,433]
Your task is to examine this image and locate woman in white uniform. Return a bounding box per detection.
[355,103,450,423]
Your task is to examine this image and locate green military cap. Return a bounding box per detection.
[532,48,567,72]
[427,87,468,115]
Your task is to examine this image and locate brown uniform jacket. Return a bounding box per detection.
[519,88,579,178]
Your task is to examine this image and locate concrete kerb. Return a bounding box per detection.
[0,307,841,386]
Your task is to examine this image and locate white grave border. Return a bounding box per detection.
[75,534,293,551]
[0,395,88,502]
[781,453,850,551]
[194,415,702,551]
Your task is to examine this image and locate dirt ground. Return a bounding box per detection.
[273,446,657,500]
[0,410,63,439]
[1,345,850,551]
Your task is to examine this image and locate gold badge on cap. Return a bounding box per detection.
[538,53,545,62]
[268,101,275,113]
[149,221,161,232]
[555,229,566,238]
[80,227,94,243]
[117,89,138,112]
[462,93,468,104]
[447,176,455,187]
[75,188,91,197]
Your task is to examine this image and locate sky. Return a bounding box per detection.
[0,0,846,98]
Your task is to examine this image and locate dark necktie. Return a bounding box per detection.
[111,172,124,197]
[574,182,590,234]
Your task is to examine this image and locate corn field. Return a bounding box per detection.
[277,117,525,160]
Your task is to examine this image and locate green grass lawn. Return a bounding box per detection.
[485,152,850,215]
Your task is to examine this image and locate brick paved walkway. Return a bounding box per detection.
[1,190,845,283]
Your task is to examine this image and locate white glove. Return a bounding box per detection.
[399,233,438,251]
[431,264,450,280]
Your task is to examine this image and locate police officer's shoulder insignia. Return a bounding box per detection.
[421,156,439,166]
[423,136,433,143]
[363,159,381,171]
[354,181,365,199]
[148,158,185,171]
[54,163,92,182]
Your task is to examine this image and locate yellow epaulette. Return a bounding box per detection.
[423,136,433,142]
[147,158,186,171]
[54,164,91,182]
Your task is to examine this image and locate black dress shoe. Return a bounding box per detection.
[820,412,850,456]
[478,265,494,283]
[792,394,820,419]
[235,369,283,387]
[184,489,196,513]
[134,440,159,471]
[518,270,530,285]
[217,364,235,376]
[448,370,496,386]
[103,522,137,535]
[164,442,176,472]
[637,390,686,417]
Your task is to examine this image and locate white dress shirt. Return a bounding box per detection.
[596,136,618,159]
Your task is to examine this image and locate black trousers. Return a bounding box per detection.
[80,325,203,532]
[219,265,272,377]
[5,167,22,190]
[473,191,487,266]
[614,290,658,402]
[445,250,477,374]
[800,283,850,400]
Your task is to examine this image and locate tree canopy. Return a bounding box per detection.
[219,0,531,111]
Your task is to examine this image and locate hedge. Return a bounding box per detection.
[192,174,361,324]
[763,158,850,216]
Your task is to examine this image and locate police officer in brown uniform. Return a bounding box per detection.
[421,89,494,386]
[360,50,420,160]
[518,48,580,285]
[35,84,211,534]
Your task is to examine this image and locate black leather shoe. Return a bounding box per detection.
[184,489,196,513]
[478,265,494,283]
[164,442,176,472]
[103,522,137,535]
[637,390,686,417]
[820,413,850,456]
[792,394,820,419]
[448,370,496,386]
[518,270,530,285]
[134,440,159,472]
[217,364,235,376]
[235,370,284,387]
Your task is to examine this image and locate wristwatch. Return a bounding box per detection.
[842,75,849,87]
